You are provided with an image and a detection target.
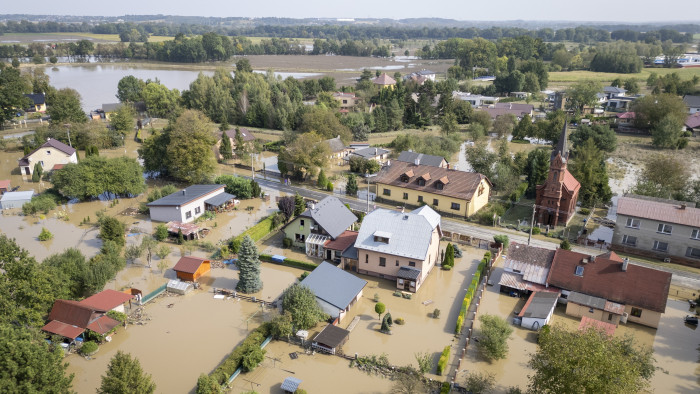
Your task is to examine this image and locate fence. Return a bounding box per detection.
[441,231,492,250]
[225,336,273,386]
[140,283,167,304]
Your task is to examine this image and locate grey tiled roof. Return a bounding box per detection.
[521,291,558,319]
[396,151,446,167]
[684,95,700,108]
[354,206,440,260]
[397,266,421,280]
[147,185,224,207]
[351,147,389,159]
[301,262,367,310]
[325,136,346,153]
[304,196,357,239]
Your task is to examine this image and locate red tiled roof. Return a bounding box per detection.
[42,320,85,339]
[173,256,209,274]
[80,289,133,311]
[562,169,581,193]
[324,231,358,252]
[617,196,700,228]
[372,73,396,85]
[0,180,10,189]
[598,251,623,262]
[86,315,121,335]
[579,316,616,336]
[52,164,64,170]
[375,161,490,202]
[617,112,636,119]
[546,249,671,313]
[686,113,700,129]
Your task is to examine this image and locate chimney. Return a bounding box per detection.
[310,202,315,210]
[182,190,186,195]
[415,158,420,166]
[622,258,629,272]
[387,159,391,166]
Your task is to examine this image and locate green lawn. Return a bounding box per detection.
[549,67,700,84]
[501,199,535,227]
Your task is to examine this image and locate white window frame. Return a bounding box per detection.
[691,229,700,240]
[657,223,673,235]
[575,266,584,276]
[652,240,669,252]
[625,218,640,229]
[687,247,700,259]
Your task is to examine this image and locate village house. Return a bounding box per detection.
[535,123,580,227]
[682,95,700,114]
[374,160,491,219]
[24,93,46,112]
[602,86,627,100]
[324,136,352,162]
[332,92,358,112]
[396,151,448,168]
[498,242,556,296]
[511,91,531,100]
[546,249,672,328]
[41,296,126,342]
[282,196,358,259]
[173,256,211,282]
[18,138,77,176]
[346,147,390,165]
[478,103,534,121]
[605,96,637,112]
[372,73,396,89]
[611,195,700,267]
[354,205,441,292]
[300,261,367,323]
[147,184,234,223]
[685,113,700,136]
[452,91,500,107]
[214,127,256,161]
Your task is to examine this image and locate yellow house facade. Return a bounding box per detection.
[18,138,77,176]
[374,161,491,219]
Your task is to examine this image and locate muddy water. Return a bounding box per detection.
[462,261,700,393]
[66,262,300,394]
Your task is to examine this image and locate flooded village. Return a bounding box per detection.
[2,11,700,394]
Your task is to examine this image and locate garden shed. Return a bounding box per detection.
[0,190,33,210]
[173,256,211,282]
[312,323,350,355]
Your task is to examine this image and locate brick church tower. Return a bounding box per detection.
[535,122,581,227]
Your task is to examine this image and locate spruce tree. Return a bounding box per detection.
[346,174,358,196]
[317,169,328,188]
[219,132,233,161]
[236,235,263,293]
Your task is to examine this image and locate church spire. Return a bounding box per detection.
[551,119,569,162]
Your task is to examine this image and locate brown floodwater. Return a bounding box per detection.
[460,260,700,393]
[65,261,301,394]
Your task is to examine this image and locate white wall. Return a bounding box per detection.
[149,189,224,223]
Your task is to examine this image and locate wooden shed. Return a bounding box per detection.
[173,256,211,282]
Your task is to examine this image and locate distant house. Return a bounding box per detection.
[372,73,396,89]
[616,111,636,126]
[396,151,448,168]
[0,190,34,210]
[346,147,390,164]
[685,113,700,135]
[354,205,442,292]
[611,194,700,266]
[147,184,232,223]
[324,136,352,161]
[374,161,491,219]
[478,103,534,120]
[0,180,11,195]
[332,92,358,111]
[282,196,358,259]
[602,86,627,100]
[42,299,121,341]
[606,96,637,111]
[453,91,499,107]
[511,91,531,99]
[101,103,122,120]
[546,249,672,328]
[80,289,134,314]
[300,261,367,322]
[498,242,556,296]
[214,128,256,161]
[24,93,46,112]
[518,291,559,330]
[173,256,211,282]
[18,138,77,176]
[684,95,700,114]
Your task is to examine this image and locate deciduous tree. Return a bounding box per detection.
[281,283,328,330]
[166,110,216,183]
[110,104,135,134]
[116,75,145,103]
[476,314,513,361]
[0,63,31,125]
[48,88,86,124]
[569,138,612,207]
[98,351,156,394]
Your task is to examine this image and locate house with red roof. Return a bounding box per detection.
[546,248,671,328]
[372,73,396,89]
[18,138,77,176]
[173,256,211,282]
[80,289,134,314]
[685,113,700,136]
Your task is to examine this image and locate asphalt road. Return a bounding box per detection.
[250,174,700,289]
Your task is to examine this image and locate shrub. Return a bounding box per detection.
[476,314,513,361]
[229,214,279,251]
[393,291,402,297]
[493,234,509,250]
[442,265,452,271]
[440,382,451,394]
[401,293,412,299]
[579,208,591,215]
[154,224,169,241]
[282,237,293,248]
[395,317,405,325]
[532,227,541,235]
[433,308,441,319]
[107,310,127,323]
[436,346,451,375]
[299,271,309,281]
[560,239,572,250]
[209,323,271,385]
[326,181,334,192]
[38,227,53,241]
[80,341,98,355]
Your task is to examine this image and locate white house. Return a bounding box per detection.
[18,138,77,176]
[147,184,231,223]
[518,291,559,330]
[453,91,499,107]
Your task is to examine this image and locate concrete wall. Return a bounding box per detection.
[376,178,490,219]
[612,213,700,265]
[565,302,621,325]
[20,148,78,175]
[624,305,662,328]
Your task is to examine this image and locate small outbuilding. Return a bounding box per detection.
[518,291,559,330]
[300,261,367,323]
[312,323,350,355]
[80,289,134,314]
[0,180,11,194]
[281,377,303,393]
[167,279,193,295]
[0,190,34,210]
[173,256,211,282]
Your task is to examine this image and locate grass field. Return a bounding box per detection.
[0,32,173,44]
[549,67,700,84]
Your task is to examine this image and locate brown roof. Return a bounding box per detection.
[375,161,490,201]
[80,289,134,311]
[220,128,256,142]
[86,315,121,335]
[686,113,700,129]
[173,256,209,274]
[546,249,671,313]
[617,196,700,227]
[20,138,76,164]
[52,164,65,170]
[324,231,358,252]
[48,300,99,328]
[562,169,581,193]
[372,73,396,86]
[42,320,85,339]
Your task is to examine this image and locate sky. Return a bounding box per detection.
[3,1,698,23]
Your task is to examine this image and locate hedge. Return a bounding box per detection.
[436,346,451,375]
[233,215,276,244]
[208,322,271,385]
[259,254,318,271]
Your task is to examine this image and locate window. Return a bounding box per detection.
[342,99,348,104]
[630,307,643,318]
[383,188,391,196]
[652,241,669,252]
[417,196,423,203]
[365,254,369,264]
[657,223,673,234]
[433,199,439,207]
[409,261,416,267]
[687,247,700,259]
[621,235,637,246]
[574,266,584,276]
[185,211,192,219]
[588,308,594,313]
[625,218,640,229]
[478,185,485,196]
[39,161,45,168]
[374,236,389,244]
[692,229,700,240]
[46,150,51,155]
[401,175,409,183]
[608,313,613,321]
[295,234,305,242]
[451,202,461,210]
[194,207,201,215]
[379,257,386,267]
[435,182,444,190]
[417,179,426,186]
[299,219,304,229]
[403,192,408,200]
[396,260,399,266]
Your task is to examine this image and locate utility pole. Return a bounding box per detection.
[366,171,370,213]
[528,204,536,245]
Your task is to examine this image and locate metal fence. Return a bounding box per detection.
[140,283,167,304]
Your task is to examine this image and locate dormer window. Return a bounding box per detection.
[417,178,426,186]
[435,182,444,190]
[400,175,410,183]
[373,230,391,244]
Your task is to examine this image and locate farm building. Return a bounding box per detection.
[312,323,351,355]
[0,190,34,210]
[300,261,367,323]
[173,256,211,282]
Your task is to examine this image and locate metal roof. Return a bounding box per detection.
[503,243,555,285]
[684,95,700,108]
[42,320,84,339]
[305,196,357,239]
[204,192,236,207]
[0,190,34,201]
[498,271,557,293]
[568,291,625,315]
[355,206,440,260]
[350,147,389,159]
[616,195,700,228]
[396,151,446,167]
[147,185,224,207]
[313,323,350,349]
[281,377,302,392]
[519,291,559,319]
[397,266,421,280]
[301,261,367,310]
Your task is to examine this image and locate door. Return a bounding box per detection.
[326,250,332,260]
[24,167,30,175]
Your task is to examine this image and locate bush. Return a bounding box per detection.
[154,224,169,241]
[579,208,591,215]
[433,308,441,319]
[106,310,127,323]
[440,382,451,394]
[493,234,509,250]
[229,214,279,250]
[80,341,98,355]
[532,227,541,235]
[476,314,513,361]
[282,237,293,248]
[436,346,451,375]
[560,239,572,250]
[23,193,60,215]
[395,317,405,325]
[38,227,54,241]
[209,323,271,385]
[442,265,452,271]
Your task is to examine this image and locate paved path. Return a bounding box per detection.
[248,174,700,289]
